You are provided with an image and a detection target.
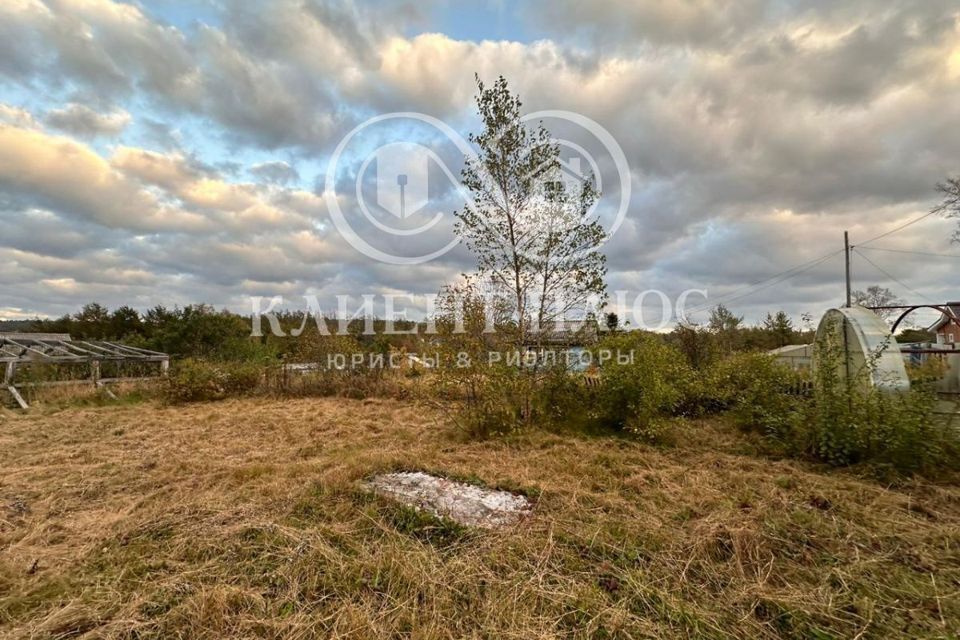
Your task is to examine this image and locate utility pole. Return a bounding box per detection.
[844,231,852,307]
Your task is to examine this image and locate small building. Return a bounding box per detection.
[769,343,813,371]
[929,302,960,345]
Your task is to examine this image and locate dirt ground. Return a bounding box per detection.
[1,397,958,638]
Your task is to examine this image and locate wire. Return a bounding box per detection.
[853,249,936,303]
[856,246,960,259]
[683,249,843,317]
[856,210,938,247]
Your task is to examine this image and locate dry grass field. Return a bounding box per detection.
[1,397,958,639]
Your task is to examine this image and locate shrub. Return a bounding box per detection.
[698,352,808,443]
[702,347,960,475]
[162,358,265,403]
[445,361,535,439]
[590,333,694,441]
[794,331,960,473]
[429,343,582,439]
[537,362,590,428]
[806,375,957,473]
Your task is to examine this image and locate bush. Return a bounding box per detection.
[796,332,959,473]
[697,352,808,443]
[274,368,411,400]
[590,333,694,441]
[700,349,960,475]
[162,358,265,403]
[807,376,957,473]
[443,360,536,439]
[537,362,590,428]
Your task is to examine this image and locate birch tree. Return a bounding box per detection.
[455,76,607,346]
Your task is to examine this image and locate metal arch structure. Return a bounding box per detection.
[865,304,960,334]
[1,333,170,409]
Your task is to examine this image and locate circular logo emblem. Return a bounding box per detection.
[324,111,630,265]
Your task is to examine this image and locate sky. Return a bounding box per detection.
[0,0,958,327]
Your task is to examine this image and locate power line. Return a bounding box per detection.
[857,246,960,259]
[853,248,936,303]
[681,209,944,321]
[684,249,843,316]
[857,210,938,247]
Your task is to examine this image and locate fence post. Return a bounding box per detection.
[5,362,27,409]
[160,358,170,377]
[91,360,101,387]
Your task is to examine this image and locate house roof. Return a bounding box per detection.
[769,344,813,356]
[929,303,960,332]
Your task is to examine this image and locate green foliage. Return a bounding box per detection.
[162,359,265,404]
[897,327,935,344]
[708,304,743,333]
[806,362,956,473]
[455,75,607,345]
[665,324,718,370]
[146,305,253,358]
[377,502,472,548]
[590,333,693,441]
[449,360,536,439]
[428,277,533,438]
[604,312,619,333]
[289,332,364,366]
[698,352,808,443]
[22,298,958,478]
[698,344,960,475]
[707,304,744,354]
[906,357,948,385]
[763,311,795,348]
[537,362,589,426]
[30,302,258,360]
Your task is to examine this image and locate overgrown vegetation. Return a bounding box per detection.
[2,397,958,638]
[586,332,692,441]
[14,296,958,479]
[161,358,264,403]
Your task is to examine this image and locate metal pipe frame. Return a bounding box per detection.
[866,304,960,335]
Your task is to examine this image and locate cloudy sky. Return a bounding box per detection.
[1,0,958,327]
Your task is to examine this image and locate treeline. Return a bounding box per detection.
[15,302,424,360]
[20,303,254,359]
[652,306,812,369]
[11,301,826,367]
[10,301,957,475]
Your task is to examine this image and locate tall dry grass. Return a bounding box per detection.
[0,397,958,638]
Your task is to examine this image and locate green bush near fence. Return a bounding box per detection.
[162,359,265,404]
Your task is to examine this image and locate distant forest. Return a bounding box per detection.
[4,301,934,366]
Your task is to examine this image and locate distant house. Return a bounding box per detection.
[930,303,960,345]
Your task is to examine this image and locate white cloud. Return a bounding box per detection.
[0,103,40,129]
[46,103,131,136]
